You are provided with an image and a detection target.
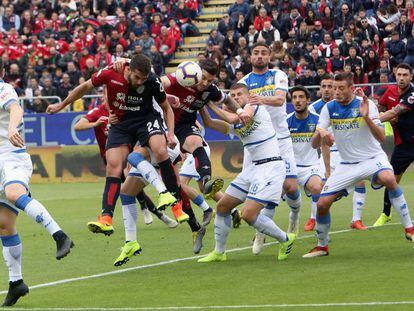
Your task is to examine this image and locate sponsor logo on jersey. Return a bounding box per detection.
[234,119,261,138]
[116,93,126,102]
[111,80,124,86]
[331,117,362,130]
[137,85,146,94]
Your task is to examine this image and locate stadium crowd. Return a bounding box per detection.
[0,0,201,112]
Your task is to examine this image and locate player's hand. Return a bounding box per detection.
[167,94,180,108]
[249,94,264,105]
[46,103,63,114]
[167,133,177,149]
[113,58,129,72]
[95,116,109,126]
[356,88,369,117]
[108,110,119,125]
[237,109,251,125]
[8,127,24,148]
[318,128,334,147]
[180,152,187,162]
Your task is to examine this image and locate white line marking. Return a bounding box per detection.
[4,301,414,310]
[0,223,402,296]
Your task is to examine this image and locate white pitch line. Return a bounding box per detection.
[3,301,414,310]
[0,223,401,296]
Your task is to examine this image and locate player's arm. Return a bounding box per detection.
[160,75,172,89]
[312,106,333,148]
[208,102,240,124]
[249,90,286,107]
[379,103,410,122]
[8,102,25,148]
[46,80,95,114]
[199,106,230,135]
[360,97,386,143]
[159,98,177,148]
[321,142,331,178]
[74,116,108,131]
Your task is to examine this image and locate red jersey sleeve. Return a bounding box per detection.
[84,105,109,122]
[91,66,113,87]
[379,87,390,108]
[166,73,178,86]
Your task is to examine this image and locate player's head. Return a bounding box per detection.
[229,83,249,107]
[290,85,310,113]
[127,54,152,88]
[333,72,354,104]
[320,74,334,102]
[395,63,413,90]
[250,42,270,71]
[195,59,218,91]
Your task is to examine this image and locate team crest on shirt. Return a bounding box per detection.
[265,76,274,85]
[202,92,210,100]
[116,93,125,102]
[407,92,414,104]
[137,86,146,94]
[308,123,316,132]
[351,108,360,118]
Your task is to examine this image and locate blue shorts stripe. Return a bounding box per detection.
[230,183,248,194]
[0,202,18,215]
[246,196,278,206]
[3,180,29,190]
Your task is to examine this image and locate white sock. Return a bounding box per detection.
[352,186,366,222]
[15,195,61,236]
[193,194,210,212]
[316,213,330,247]
[120,195,138,242]
[310,195,319,219]
[287,190,301,224]
[214,213,231,254]
[252,213,287,243]
[260,206,275,220]
[1,234,22,282]
[389,187,413,228]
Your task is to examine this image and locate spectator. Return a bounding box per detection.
[296,21,311,46]
[218,67,232,89]
[283,7,303,40]
[386,31,406,63]
[339,30,360,57]
[365,49,380,82]
[150,13,163,39]
[397,13,413,39]
[107,29,127,54]
[235,13,249,36]
[320,6,335,34]
[205,42,224,68]
[175,0,192,36]
[0,6,21,33]
[132,15,149,37]
[218,13,235,36]
[404,27,414,65]
[234,69,244,82]
[41,77,59,105]
[354,65,370,94]
[155,26,176,66]
[270,40,286,67]
[228,0,250,23]
[311,21,327,45]
[57,73,73,103]
[222,29,239,60]
[149,44,163,76]
[81,58,96,81]
[297,67,315,86]
[94,45,112,69]
[226,57,240,81]
[138,30,155,56]
[372,33,385,58]
[111,44,126,63]
[356,17,378,43]
[115,12,131,38]
[377,3,401,36]
[334,3,353,39]
[330,46,345,73]
[255,20,280,46]
[345,46,364,70]
[97,16,113,37]
[286,38,302,61]
[168,19,182,45]
[318,33,337,58]
[244,25,257,48]
[66,62,81,86]
[79,48,94,71]
[254,8,271,32]
[248,0,264,25]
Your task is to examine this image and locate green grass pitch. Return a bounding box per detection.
[1,174,414,310]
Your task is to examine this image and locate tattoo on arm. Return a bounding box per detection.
[392,104,410,115]
[224,95,240,112]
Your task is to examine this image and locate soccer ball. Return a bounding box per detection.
[175,61,202,87]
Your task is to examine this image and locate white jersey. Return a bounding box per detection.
[229,105,279,161]
[309,97,338,151]
[238,69,290,139]
[0,81,23,154]
[317,96,385,163]
[286,111,320,167]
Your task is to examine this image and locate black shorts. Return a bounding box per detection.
[390,143,414,175]
[175,123,204,152]
[106,115,165,150]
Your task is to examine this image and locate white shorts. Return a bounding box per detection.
[226,158,285,207]
[0,151,33,215]
[320,150,341,178]
[129,142,181,178]
[179,145,211,181]
[279,137,297,179]
[321,153,393,198]
[297,165,323,197]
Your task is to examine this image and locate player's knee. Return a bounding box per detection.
[284,181,298,194]
[5,187,26,205]
[308,182,322,195]
[241,208,257,225]
[152,146,168,162]
[0,211,16,233]
[316,198,330,214]
[127,152,145,167]
[378,171,397,189]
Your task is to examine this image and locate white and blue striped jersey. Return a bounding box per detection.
[238,69,290,139]
[0,80,24,153]
[317,96,384,163]
[287,111,320,167]
[310,97,338,152]
[229,104,280,161]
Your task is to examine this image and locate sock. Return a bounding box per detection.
[179,188,200,232]
[310,195,319,219]
[316,212,330,247]
[15,195,61,235]
[383,189,392,216]
[1,234,22,282]
[352,186,366,222]
[252,213,287,243]
[214,213,231,254]
[101,177,121,217]
[389,186,413,228]
[136,191,163,218]
[158,159,180,199]
[120,194,138,242]
[193,146,211,183]
[193,194,210,212]
[231,208,238,215]
[286,189,301,225]
[128,152,167,194]
[260,206,275,220]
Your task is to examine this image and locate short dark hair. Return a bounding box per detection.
[199,59,218,76]
[320,74,333,83]
[290,85,310,98]
[130,54,151,75]
[395,63,413,73]
[334,72,354,85]
[230,83,248,92]
[251,42,270,52]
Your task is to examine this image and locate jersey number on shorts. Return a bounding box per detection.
[147,120,160,133]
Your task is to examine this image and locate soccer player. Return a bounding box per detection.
[47,54,187,235]
[74,104,178,228]
[303,73,414,258]
[287,86,324,234]
[238,42,302,254]
[0,59,73,307]
[374,63,414,227]
[198,83,296,263]
[308,75,368,231]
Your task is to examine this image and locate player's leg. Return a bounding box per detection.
[0,207,28,307]
[182,134,223,199]
[374,169,414,241]
[304,175,324,232]
[136,190,154,225]
[284,177,301,234]
[5,183,73,260]
[350,181,367,230]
